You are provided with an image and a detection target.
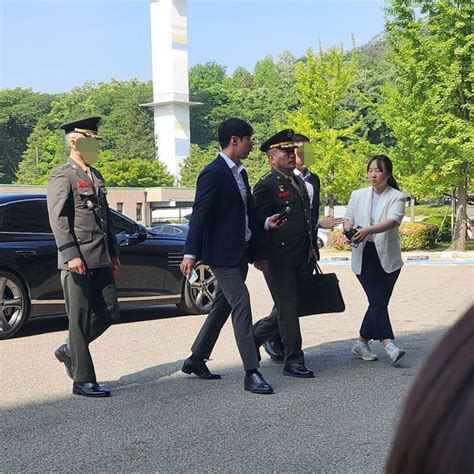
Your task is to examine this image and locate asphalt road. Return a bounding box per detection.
[1,265,473,472]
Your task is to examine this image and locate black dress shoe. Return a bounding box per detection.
[283,363,315,378]
[263,339,284,363]
[244,372,274,394]
[181,358,221,379]
[73,382,111,397]
[55,344,73,379]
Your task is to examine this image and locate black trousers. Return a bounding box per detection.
[253,265,307,365]
[356,242,400,341]
[61,267,120,383]
[191,253,259,371]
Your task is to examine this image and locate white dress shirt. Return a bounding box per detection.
[294,168,314,204]
[220,152,251,242]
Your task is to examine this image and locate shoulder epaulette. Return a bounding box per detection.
[259,172,272,182]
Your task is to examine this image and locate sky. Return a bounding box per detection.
[0,0,386,94]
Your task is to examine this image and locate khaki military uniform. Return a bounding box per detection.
[253,168,313,365]
[47,157,120,383]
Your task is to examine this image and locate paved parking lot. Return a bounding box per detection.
[1,265,473,472]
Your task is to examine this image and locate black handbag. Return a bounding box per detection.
[297,263,346,316]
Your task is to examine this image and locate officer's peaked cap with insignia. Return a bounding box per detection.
[260,128,299,153]
[60,116,102,139]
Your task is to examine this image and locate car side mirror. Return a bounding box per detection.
[137,224,147,242]
[119,224,147,247]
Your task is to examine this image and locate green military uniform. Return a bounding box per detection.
[253,166,313,365]
[47,119,119,385]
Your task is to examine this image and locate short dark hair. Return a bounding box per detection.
[292,133,310,143]
[218,118,253,149]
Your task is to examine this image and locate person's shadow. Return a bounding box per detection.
[102,329,444,393]
[12,304,189,339]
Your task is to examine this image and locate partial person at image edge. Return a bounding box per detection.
[386,305,474,474]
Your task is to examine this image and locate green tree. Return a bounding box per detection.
[286,46,376,215]
[15,79,158,185]
[179,143,220,187]
[382,0,473,250]
[189,63,231,147]
[16,121,66,185]
[0,88,53,183]
[97,151,173,187]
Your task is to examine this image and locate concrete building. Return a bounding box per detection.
[0,185,195,227]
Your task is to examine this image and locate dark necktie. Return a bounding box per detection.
[288,175,304,198]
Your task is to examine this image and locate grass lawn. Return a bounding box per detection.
[414,204,450,219]
[431,241,474,251]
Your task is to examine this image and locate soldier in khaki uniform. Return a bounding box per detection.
[253,129,315,378]
[47,116,120,397]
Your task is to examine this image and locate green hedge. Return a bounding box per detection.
[399,223,438,250]
[422,215,451,242]
[328,223,439,251]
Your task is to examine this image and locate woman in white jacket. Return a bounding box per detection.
[344,155,406,364]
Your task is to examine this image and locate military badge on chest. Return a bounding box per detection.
[278,184,290,198]
[76,181,97,209]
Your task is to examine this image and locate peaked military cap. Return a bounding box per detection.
[292,133,310,143]
[60,116,102,139]
[260,128,299,152]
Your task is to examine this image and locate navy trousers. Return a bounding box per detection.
[356,242,400,341]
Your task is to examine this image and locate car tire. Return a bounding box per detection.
[0,270,30,340]
[178,261,217,315]
[317,237,324,249]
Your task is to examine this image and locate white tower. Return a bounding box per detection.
[142,0,198,180]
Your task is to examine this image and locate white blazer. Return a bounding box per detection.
[345,186,406,275]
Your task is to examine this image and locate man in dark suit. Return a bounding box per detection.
[252,129,315,378]
[261,133,342,363]
[47,117,120,397]
[179,118,282,395]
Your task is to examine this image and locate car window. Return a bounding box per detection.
[111,211,136,236]
[0,200,52,233]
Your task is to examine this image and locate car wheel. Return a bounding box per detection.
[317,237,324,249]
[0,271,30,340]
[178,261,217,314]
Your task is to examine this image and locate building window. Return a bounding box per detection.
[136,202,143,222]
[116,202,123,213]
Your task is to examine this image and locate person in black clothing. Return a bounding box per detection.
[252,129,315,378]
[260,133,341,363]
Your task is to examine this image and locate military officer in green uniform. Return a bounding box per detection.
[253,129,315,378]
[47,116,120,397]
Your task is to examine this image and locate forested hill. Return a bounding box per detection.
[0,33,390,188]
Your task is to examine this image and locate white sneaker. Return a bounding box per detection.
[351,340,378,361]
[385,342,406,364]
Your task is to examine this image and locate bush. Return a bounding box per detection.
[422,215,451,242]
[329,224,439,251]
[399,223,438,251]
[328,229,351,250]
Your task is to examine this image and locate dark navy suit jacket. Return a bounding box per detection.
[184,155,265,267]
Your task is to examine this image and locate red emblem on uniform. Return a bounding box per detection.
[77,181,89,188]
[278,191,290,197]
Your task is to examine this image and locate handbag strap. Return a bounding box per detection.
[310,261,323,275]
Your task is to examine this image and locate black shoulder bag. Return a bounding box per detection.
[297,263,346,316]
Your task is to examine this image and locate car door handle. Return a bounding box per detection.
[15,250,38,256]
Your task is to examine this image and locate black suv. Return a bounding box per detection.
[0,194,216,339]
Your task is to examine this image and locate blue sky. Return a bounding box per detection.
[0,0,386,94]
